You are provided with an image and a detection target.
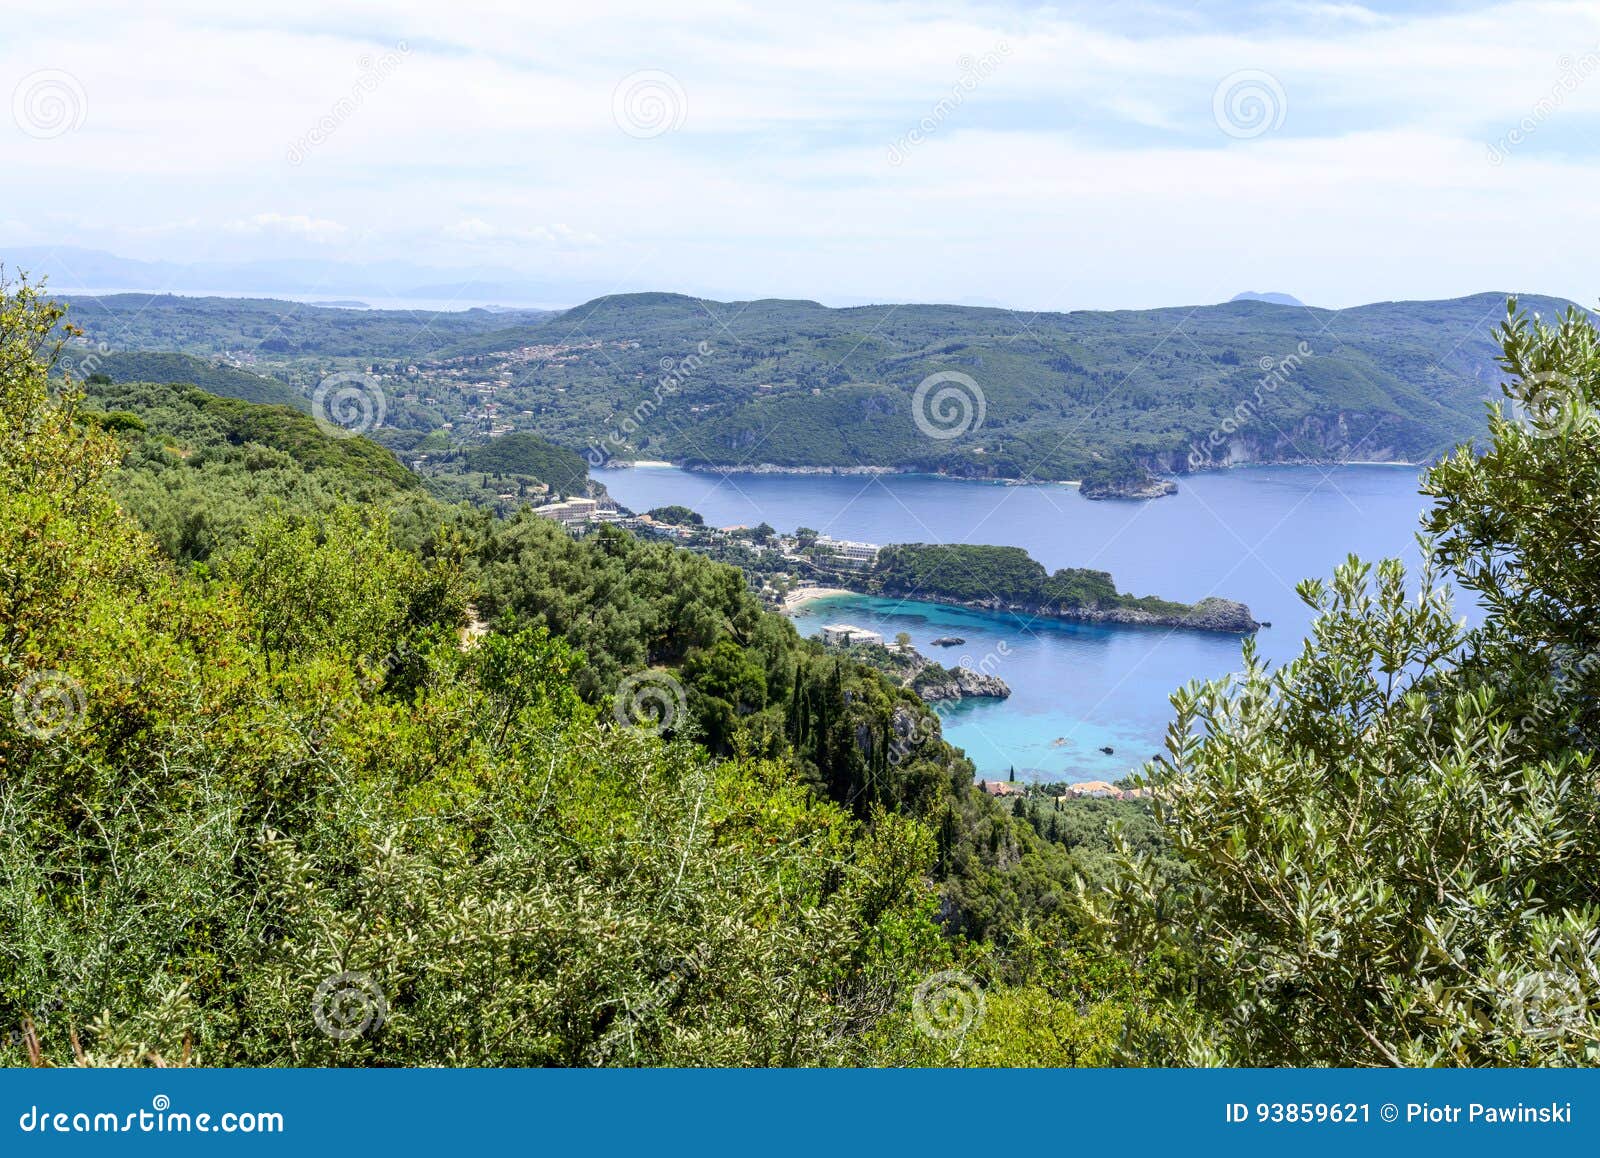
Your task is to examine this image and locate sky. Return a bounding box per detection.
[3,0,1600,310]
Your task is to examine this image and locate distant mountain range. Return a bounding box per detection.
[1,246,610,310]
[51,287,1584,495]
[1231,291,1307,307]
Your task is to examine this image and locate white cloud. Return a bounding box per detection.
[443,218,601,247]
[227,213,350,244]
[1,0,1598,307]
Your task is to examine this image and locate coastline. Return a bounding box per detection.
[783,585,856,611]
[600,458,1421,492]
[875,589,1259,634]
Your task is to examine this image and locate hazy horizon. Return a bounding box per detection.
[1,245,1586,317]
[5,1,1600,312]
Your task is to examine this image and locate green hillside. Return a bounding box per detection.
[75,350,308,410]
[8,282,1146,1066]
[439,290,1583,484]
[463,430,588,494]
[53,289,1588,491]
[81,378,418,562]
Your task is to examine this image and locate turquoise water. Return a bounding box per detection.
[593,464,1438,781]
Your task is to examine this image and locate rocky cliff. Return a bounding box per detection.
[910,662,1011,701]
[1056,596,1260,633]
[1079,474,1178,500]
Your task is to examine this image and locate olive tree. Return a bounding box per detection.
[1103,300,1600,1066]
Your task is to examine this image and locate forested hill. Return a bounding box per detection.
[441,290,1583,483]
[53,288,1586,491]
[869,544,1258,631]
[73,351,309,411]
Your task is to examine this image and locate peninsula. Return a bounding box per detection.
[863,544,1259,634]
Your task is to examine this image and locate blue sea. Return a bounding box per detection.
[593,464,1442,782]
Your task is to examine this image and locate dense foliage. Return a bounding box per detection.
[3,281,1158,1067]
[647,505,704,526]
[62,350,307,410]
[1100,300,1600,1066]
[462,431,588,495]
[77,379,417,563]
[10,281,1600,1069]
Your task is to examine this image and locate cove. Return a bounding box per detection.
[593,463,1437,781]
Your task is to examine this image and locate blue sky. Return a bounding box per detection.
[3,0,1600,309]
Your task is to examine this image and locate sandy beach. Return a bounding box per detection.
[783,585,855,611]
